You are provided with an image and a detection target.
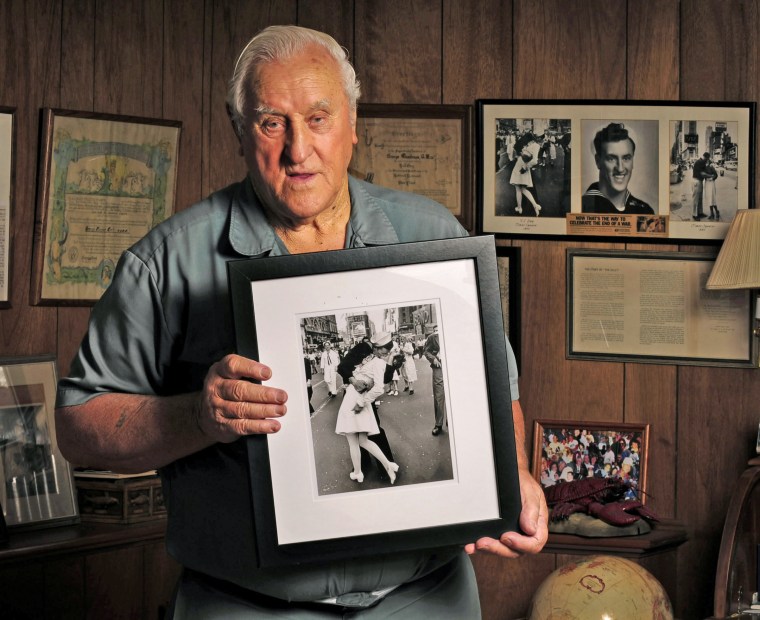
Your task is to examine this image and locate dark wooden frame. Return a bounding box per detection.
[228,236,521,567]
[531,419,650,502]
[32,108,181,305]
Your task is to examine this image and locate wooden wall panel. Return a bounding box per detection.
[164,0,206,214]
[57,1,96,380]
[354,1,441,104]
[442,0,513,102]
[513,0,626,99]
[86,547,143,619]
[0,0,60,358]
[207,1,297,193]
[297,0,354,55]
[626,0,680,100]
[93,0,163,117]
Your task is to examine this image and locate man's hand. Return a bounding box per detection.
[197,354,287,442]
[464,468,548,559]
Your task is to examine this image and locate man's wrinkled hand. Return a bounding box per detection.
[464,468,548,559]
[196,354,287,442]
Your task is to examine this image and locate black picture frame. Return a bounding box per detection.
[228,236,521,567]
[566,248,757,367]
[495,245,521,370]
[477,99,756,242]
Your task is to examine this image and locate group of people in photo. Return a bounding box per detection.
[538,427,643,497]
[304,325,448,488]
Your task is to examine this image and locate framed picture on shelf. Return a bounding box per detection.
[0,107,14,306]
[0,356,79,530]
[228,236,521,567]
[350,103,473,231]
[567,248,757,367]
[32,108,182,305]
[477,100,755,242]
[531,419,650,502]
[495,245,521,369]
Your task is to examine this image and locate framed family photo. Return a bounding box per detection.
[32,108,181,305]
[567,249,757,368]
[0,356,79,530]
[477,100,755,242]
[228,236,521,566]
[350,103,473,231]
[531,419,650,502]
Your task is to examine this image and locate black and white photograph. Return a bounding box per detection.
[0,356,78,530]
[228,237,522,566]
[668,119,740,223]
[478,100,755,242]
[302,304,454,496]
[580,119,659,215]
[492,117,571,218]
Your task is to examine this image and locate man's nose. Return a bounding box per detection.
[285,122,313,163]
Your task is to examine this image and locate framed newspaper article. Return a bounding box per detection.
[566,249,757,367]
[228,236,521,567]
[32,109,181,305]
[477,100,755,242]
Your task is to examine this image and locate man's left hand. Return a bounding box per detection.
[464,468,548,558]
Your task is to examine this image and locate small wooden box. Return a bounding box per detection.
[75,475,166,524]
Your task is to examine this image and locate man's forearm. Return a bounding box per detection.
[511,399,530,470]
[55,392,213,473]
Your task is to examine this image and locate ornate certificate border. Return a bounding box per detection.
[32,109,181,305]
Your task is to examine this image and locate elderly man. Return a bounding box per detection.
[582,122,654,215]
[54,25,547,618]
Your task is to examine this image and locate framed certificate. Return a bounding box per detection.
[350,104,473,231]
[228,236,521,566]
[32,109,181,304]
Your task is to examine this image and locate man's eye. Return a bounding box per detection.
[260,119,285,134]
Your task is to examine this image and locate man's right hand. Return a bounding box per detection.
[197,354,288,443]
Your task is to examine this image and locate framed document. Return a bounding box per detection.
[477,100,755,242]
[228,236,521,566]
[0,356,79,530]
[32,109,181,305]
[567,249,757,367]
[0,108,14,306]
[350,104,473,231]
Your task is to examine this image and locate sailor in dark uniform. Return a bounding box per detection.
[581,122,654,215]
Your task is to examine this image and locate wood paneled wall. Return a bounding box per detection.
[1,1,758,617]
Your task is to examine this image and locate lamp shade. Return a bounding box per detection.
[706,209,760,290]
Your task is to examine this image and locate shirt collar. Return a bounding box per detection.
[227,175,401,257]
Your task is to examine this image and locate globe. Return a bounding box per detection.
[528,555,673,620]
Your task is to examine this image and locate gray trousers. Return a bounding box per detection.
[168,552,481,619]
[432,366,446,429]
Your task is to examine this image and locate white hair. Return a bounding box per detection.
[227,25,361,135]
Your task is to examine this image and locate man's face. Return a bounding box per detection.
[595,138,635,198]
[236,45,358,223]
